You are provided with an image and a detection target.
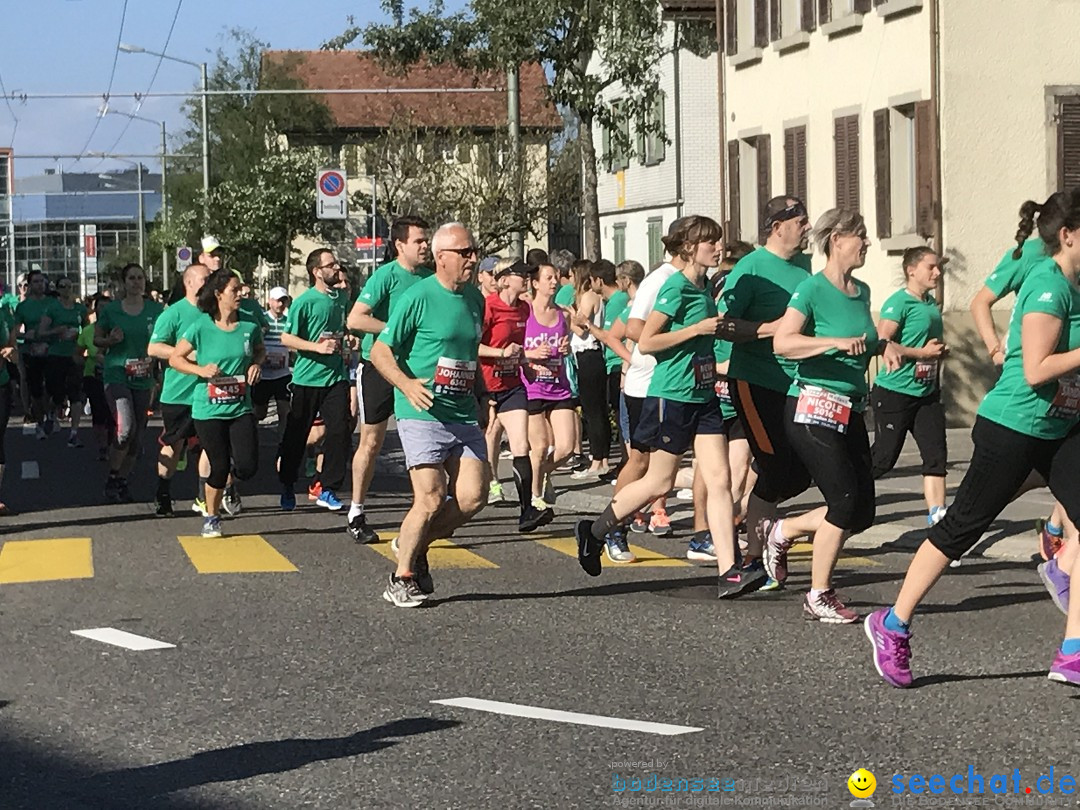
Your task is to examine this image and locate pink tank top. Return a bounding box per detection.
[521,306,572,401]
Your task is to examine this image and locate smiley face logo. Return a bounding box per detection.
[848,769,877,798]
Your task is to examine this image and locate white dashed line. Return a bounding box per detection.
[71,628,176,651]
[431,697,703,736]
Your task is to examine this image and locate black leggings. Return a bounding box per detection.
[870,385,947,477]
[784,397,875,534]
[0,381,11,464]
[194,413,259,489]
[45,356,82,408]
[576,348,610,462]
[929,417,1080,560]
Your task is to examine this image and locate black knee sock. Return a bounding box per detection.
[157,476,171,496]
[590,504,620,542]
[511,455,533,513]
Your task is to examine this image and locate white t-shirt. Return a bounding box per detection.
[623,262,679,397]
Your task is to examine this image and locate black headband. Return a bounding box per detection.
[764,202,807,230]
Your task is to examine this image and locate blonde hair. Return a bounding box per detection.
[812,208,864,258]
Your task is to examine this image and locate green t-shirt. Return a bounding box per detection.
[76,323,100,378]
[786,273,878,411]
[284,286,349,388]
[44,300,87,358]
[355,260,434,360]
[15,296,55,357]
[714,331,736,421]
[150,298,206,405]
[181,316,263,421]
[603,290,630,372]
[97,299,165,388]
[873,288,944,398]
[377,275,485,424]
[647,272,719,405]
[984,239,1046,299]
[979,259,1080,439]
[239,298,269,331]
[722,247,812,393]
[554,284,576,308]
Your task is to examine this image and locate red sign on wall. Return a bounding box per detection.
[84,235,97,258]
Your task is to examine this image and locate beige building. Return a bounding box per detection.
[628,0,1080,422]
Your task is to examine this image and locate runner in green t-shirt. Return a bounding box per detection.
[170,269,265,538]
[147,263,211,517]
[346,216,433,543]
[970,237,1046,366]
[370,222,489,607]
[869,247,950,526]
[770,209,902,624]
[94,263,165,503]
[37,278,88,445]
[14,270,53,435]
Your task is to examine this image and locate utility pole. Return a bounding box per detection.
[507,65,523,259]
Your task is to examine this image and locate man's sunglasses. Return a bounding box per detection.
[440,246,477,258]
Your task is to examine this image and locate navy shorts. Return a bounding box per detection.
[486,386,528,415]
[633,396,725,456]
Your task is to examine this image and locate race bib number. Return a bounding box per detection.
[1049,375,1080,420]
[715,378,732,403]
[207,375,247,405]
[529,357,562,382]
[794,385,853,434]
[914,359,938,382]
[433,357,476,395]
[124,357,152,380]
[692,356,716,390]
[263,350,288,371]
[494,355,519,378]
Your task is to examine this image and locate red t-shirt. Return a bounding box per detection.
[480,291,530,392]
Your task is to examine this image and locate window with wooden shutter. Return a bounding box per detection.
[914,100,935,237]
[834,114,860,212]
[785,126,807,202]
[1057,95,1080,192]
[726,0,739,54]
[874,109,892,239]
[770,0,781,40]
[802,0,816,30]
[755,0,769,47]
[728,139,741,240]
[854,0,872,12]
[757,134,772,233]
[818,0,831,23]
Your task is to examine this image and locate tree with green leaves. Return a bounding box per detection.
[328,0,715,259]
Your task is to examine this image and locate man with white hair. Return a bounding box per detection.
[370,222,490,607]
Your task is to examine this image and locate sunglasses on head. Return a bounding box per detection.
[764,202,808,230]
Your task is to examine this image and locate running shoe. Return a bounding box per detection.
[67,434,83,449]
[35,424,46,440]
[1038,558,1071,615]
[649,508,672,536]
[542,473,556,506]
[413,551,434,599]
[316,488,344,511]
[629,512,648,534]
[191,498,209,517]
[675,488,693,501]
[488,480,506,505]
[717,559,768,598]
[155,493,174,517]
[762,519,792,584]
[347,513,379,544]
[1048,649,1080,687]
[571,467,601,481]
[865,608,914,687]
[803,589,858,624]
[382,574,425,608]
[605,529,635,563]
[518,505,554,533]
[222,489,242,516]
[575,518,604,577]
[116,480,133,503]
[308,481,323,501]
[280,487,296,511]
[1037,518,1065,562]
[687,533,717,562]
[531,496,554,512]
[570,453,590,473]
[201,516,223,538]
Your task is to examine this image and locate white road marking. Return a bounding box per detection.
[71,628,175,651]
[22,424,35,436]
[431,697,703,736]
[21,461,39,479]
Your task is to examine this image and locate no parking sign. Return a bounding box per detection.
[317,168,348,220]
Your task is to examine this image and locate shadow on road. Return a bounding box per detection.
[912,670,1047,688]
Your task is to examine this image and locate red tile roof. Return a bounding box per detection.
[262,50,562,131]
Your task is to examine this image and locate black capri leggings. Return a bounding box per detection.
[45,356,83,408]
[194,413,259,489]
[0,381,11,464]
[576,348,611,462]
[870,386,947,478]
[784,396,875,534]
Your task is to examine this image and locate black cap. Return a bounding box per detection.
[495,260,531,279]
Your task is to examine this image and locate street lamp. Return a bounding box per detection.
[93,154,145,271]
[118,42,208,221]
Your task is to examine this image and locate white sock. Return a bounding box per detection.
[348,502,364,520]
[809,587,828,600]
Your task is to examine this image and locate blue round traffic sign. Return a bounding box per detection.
[319,171,345,196]
[177,247,192,261]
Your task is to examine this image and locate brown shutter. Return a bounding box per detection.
[785,125,807,201]
[754,0,769,47]
[834,117,848,209]
[795,127,807,201]
[726,0,738,55]
[757,134,772,233]
[802,0,816,30]
[770,0,782,40]
[728,139,741,239]
[915,100,936,236]
[854,0,872,12]
[785,128,796,196]
[818,0,831,24]
[1058,96,1080,192]
[846,115,861,211]
[874,108,892,239]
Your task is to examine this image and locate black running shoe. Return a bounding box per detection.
[413,549,434,597]
[518,505,554,533]
[155,492,174,517]
[117,480,134,503]
[575,518,603,577]
[347,513,380,544]
[717,559,768,599]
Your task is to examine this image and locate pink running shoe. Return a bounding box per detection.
[1048,649,1080,687]
[865,608,914,688]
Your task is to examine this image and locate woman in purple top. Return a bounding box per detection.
[523,263,576,509]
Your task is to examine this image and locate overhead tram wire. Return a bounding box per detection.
[0,67,19,143]
[72,0,129,166]
[3,87,502,101]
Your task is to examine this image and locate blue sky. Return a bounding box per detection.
[0,0,465,178]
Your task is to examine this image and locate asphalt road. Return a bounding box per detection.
[0,420,1076,810]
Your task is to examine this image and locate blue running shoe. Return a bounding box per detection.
[280,487,296,511]
[687,533,717,562]
[316,488,344,511]
[201,516,223,538]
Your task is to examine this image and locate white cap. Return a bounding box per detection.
[201,235,223,254]
[268,286,289,300]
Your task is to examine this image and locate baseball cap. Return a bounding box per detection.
[477,255,501,274]
[495,260,531,279]
[201,235,224,254]
[269,286,289,300]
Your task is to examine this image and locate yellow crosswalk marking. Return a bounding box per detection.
[535,536,690,567]
[178,535,298,574]
[0,538,94,584]
[368,533,498,569]
[787,542,878,568]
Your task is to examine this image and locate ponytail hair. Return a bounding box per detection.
[1015,189,1080,259]
[1013,200,1042,259]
